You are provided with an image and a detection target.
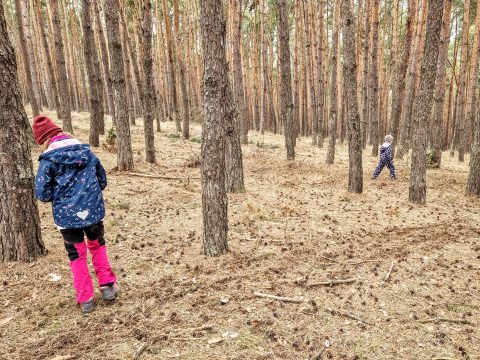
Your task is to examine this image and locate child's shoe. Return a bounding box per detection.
[101,283,119,301]
[81,297,95,314]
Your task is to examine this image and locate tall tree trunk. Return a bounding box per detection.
[397,0,423,159]
[278,0,295,160]
[230,0,248,145]
[326,0,340,164]
[303,0,317,146]
[14,0,40,116]
[82,0,104,147]
[361,0,370,148]
[467,93,480,195]
[104,0,134,171]
[162,0,181,132]
[200,0,228,256]
[409,0,444,204]
[454,0,471,162]
[50,0,72,132]
[0,4,45,261]
[464,6,480,152]
[141,0,156,163]
[172,0,191,139]
[94,0,114,130]
[342,0,363,194]
[430,0,452,167]
[316,0,326,147]
[35,0,60,117]
[369,0,380,156]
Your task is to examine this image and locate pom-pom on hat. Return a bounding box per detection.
[32,115,63,145]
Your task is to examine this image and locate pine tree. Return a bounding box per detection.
[141,0,156,163]
[409,0,445,204]
[82,0,104,147]
[104,0,134,171]
[342,0,363,193]
[200,0,229,256]
[0,4,45,261]
[278,0,295,160]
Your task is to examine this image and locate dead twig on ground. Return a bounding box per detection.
[126,172,201,181]
[308,278,357,287]
[152,325,213,342]
[254,291,304,303]
[326,307,373,326]
[133,343,148,360]
[384,261,395,282]
[419,318,475,326]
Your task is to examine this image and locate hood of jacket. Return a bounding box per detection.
[39,144,92,168]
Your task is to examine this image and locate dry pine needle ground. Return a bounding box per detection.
[1,110,479,360]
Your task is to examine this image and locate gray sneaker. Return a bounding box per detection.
[100,283,119,301]
[81,298,95,314]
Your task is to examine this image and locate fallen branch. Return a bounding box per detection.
[308,278,357,287]
[432,357,460,360]
[133,343,148,360]
[326,307,373,326]
[127,172,200,181]
[384,261,395,282]
[254,291,304,303]
[418,318,475,326]
[153,325,213,340]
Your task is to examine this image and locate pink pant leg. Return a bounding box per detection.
[86,239,116,287]
[69,242,94,303]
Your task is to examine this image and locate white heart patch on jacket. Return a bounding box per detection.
[76,210,89,220]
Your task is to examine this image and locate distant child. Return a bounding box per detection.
[33,115,118,313]
[372,134,396,180]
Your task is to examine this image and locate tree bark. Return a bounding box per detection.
[430,0,452,167]
[316,0,326,147]
[104,0,134,171]
[361,0,370,148]
[162,0,181,132]
[14,0,40,116]
[93,0,114,130]
[35,0,60,118]
[409,0,445,204]
[0,4,45,261]
[230,0,248,145]
[278,0,295,160]
[141,0,156,164]
[454,0,470,162]
[50,0,72,132]
[368,0,379,156]
[172,0,191,139]
[326,0,340,164]
[342,0,363,194]
[82,0,104,147]
[467,94,480,196]
[200,0,228,256]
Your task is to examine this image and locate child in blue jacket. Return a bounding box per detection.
[372,135,396,180]
[33,115,118,313]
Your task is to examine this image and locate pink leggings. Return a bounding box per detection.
[61,222,116,303]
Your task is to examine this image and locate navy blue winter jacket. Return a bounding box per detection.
[35,144,107,229]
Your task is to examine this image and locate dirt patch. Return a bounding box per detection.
[1,110,479,360]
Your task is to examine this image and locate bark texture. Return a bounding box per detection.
[0,5,45,261]
[50,0,73,132]
[104,0,134,171]
[142,0,156,164]
[82,0,104,147]
[200,0,228,256]
[342,0,363,193]
[278,0,295,160]
[409,0,444,204]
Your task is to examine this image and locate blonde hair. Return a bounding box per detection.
[385,135,393,143]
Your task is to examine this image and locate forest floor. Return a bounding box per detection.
[1,110,480,360]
